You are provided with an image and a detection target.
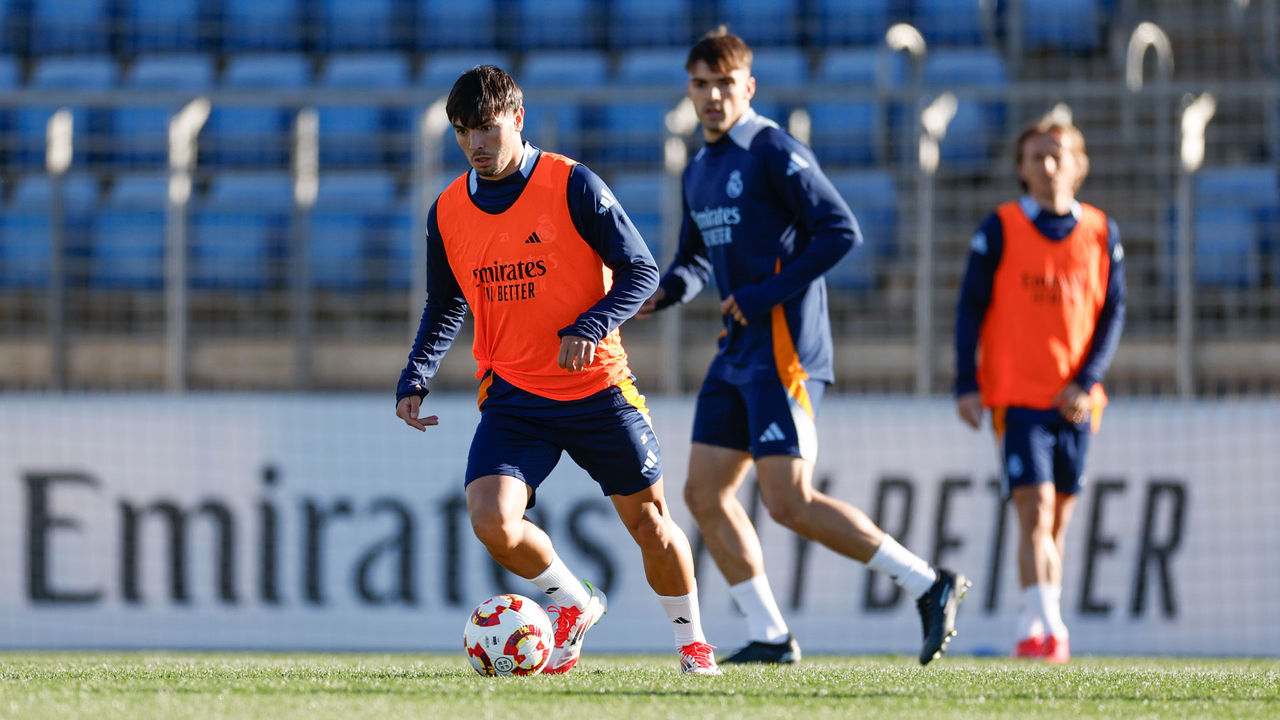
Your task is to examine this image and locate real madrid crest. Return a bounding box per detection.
[726,170,743,199]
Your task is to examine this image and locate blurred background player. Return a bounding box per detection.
[395,65,719,675]
[954,114,1126,664]
[639,27,969,666]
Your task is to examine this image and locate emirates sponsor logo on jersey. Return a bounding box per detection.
[1020,269,1090,306]
[471,257,548,302]
[692,205,741,247]
[691,206,741,230]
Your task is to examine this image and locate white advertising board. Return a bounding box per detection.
[1,395,1276,656]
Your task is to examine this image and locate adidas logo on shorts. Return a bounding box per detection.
[758,422,786,443]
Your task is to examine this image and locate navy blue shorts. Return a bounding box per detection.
[690,372,825,461]
[994,406,1091,497]
[465,384,662,506]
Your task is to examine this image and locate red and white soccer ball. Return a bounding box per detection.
[463,593,555,677]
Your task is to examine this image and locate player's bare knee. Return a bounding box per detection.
[625,503,671,547]
[683,481,718,520]
[469,510,519,552]
[763,495,806,531]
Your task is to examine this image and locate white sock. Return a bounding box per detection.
[657,589,707,647]
[1038,583,1069,638]
[728,575,790,643]
[1018,586,1046,640]
[529,554,590,609]
[866,535,937,599]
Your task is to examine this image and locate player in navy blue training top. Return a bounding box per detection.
[638,27,970,666]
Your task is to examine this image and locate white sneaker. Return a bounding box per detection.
[678,641,722,675]
[543,581,607,675]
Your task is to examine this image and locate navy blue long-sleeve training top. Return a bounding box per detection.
[654,108,860,384]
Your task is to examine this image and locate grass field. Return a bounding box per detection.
[1,652,1277,720]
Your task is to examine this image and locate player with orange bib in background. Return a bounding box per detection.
[954,113,1126,664]
[396,65,719,675]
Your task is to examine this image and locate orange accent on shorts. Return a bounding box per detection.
[769,259,812,418]
[990,405,1008,441]
[616,375,651,420]
[476,372,494,409]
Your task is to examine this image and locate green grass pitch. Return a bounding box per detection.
[1,652,1276,719]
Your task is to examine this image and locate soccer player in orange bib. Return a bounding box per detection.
[954,114,1126,664]
[396,65,718,675]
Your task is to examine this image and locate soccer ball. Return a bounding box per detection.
[462,593,555,677]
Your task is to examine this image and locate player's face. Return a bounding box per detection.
[687,60,756,143]
[453,107,525,180]
[1018,129,1084,213]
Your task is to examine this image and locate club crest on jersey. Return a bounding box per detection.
[726,170,743,198]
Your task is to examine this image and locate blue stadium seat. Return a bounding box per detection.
[1195,166,1280,211]
[598,49,689,168]
[809,0,893,47]
[913,0,991,46]
[1192,166,1280,288]
[8,173,100,209]
[605,171,667,259]
[418,51,513,94]
[513,0,602,50]
[1192,207,1262,288]
[318,0,402,51]
[749,48,809,126]
[719,0,801,47]
[190,173,293,290]
[610,0,694,49]
[308,172,400,290]
[416,0,498,51]
[0,56,18,166]
[1021,0,1104,53]
[751,48,809,86]
[119,0,206,53]
[316,53,411,168]
[921,48,1009,172]
[15,56,119,170]
[203,53,312,168]
[379,201,416,291]
[112,54,215,168]
[1263,204,1280,288]
[29,0,112,55]
[0,55,15,87]
[520,50,609,160]
[221,0,305,51]
[0,2,15,54]
[0,174,99,289]
[808,49,908,167]
[825,170,897,290]
[91,173,168,290]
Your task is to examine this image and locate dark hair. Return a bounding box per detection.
[446,65,523,129]
[685,25,753,74]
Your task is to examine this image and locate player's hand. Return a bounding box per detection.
[558,334,596,372]
[396,395,439,432]
[636,288,665,320]
[1054,382,1091,425]
[956,392,984,430]
[721,294,747,326]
